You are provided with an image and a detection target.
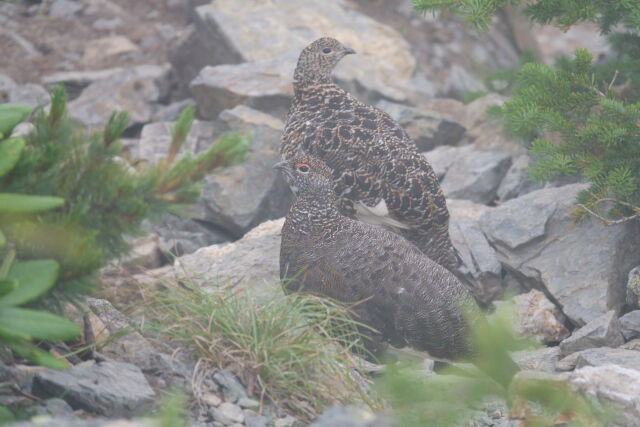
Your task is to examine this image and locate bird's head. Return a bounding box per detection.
[293,37,356,87]
[273,154,334,198]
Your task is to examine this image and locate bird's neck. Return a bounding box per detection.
[288,194,345,237]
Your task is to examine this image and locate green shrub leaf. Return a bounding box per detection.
[0,307,80,340]
[0,230,5,248]
[3,338,69,370]
[0,405,15,423]
[0,193,65,213]
[0,104,32,137]
[0,137,25,178]
[0,279,18,298]
[0,259,59,306]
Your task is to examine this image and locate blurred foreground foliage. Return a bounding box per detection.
[1,86,249,302]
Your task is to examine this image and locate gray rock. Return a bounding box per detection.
[376,100,466,151]
[172,218,283,299]
[42,68,127,100]
[244,410,272,427]
[569,364,640,427]
[449,216,502,304]
[511,290,570,344]
[626,266,640,308]
[573,347,640,371]
[32,361,155,417]
[191,53,294,120]
[7,83,49,109]
[68,64,171,128]
[422,145,474,180]
[496,155,542,202]
[479,184,640,325]
[620,310,640,341]
[201,106,291,235]
[146,214,232,258]
[511,347,561,373]
[152,99,196,122]
[49,0,83,17]
[213,370,247,403]
[556,352,581,372]
[309,405,391,427]
[560,311,625,356]
[23,398,75,418]
[136,119,222,165]
[210,402,245,425]
[178,0,416,103]
[237,397,260,410]
[440,149,512,204]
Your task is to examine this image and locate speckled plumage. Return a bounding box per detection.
[276,156,519,386]
[281,37,459,271]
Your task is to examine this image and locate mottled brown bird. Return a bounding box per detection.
[276,155,518,386]
[281,37,459,271]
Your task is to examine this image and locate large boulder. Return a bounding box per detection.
[172,218,284,300]
[200,106,292,236]
[496,155,542,202]
[422,145,473,181]
[479,184,640,325]
[179,0,416,104]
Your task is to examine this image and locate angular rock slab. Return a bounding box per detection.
[511,347,561,373]
[192,0,416,102]
[422,145,474,181]
[569,365,640,427]
[201,106,292,235]
[573,347,640,371]
[620,310,640,341]
[440,148,511,204]
[479,184,640,325]
[560,311,624,356]
[32,361,155,417]
[191,53,295,120]
[172,218,284,300]
[68,64,171,128]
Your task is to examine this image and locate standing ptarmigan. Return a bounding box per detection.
[281,37,459,271]
[276,154,519,387]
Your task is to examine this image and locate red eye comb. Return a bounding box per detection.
[295,163,310,169]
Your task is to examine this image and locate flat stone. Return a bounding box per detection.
[32,361,155,417]
[560,311,624,356]
[574,347,640,371]
[68,64,171,128]
[511,347,561,373]
[309,406,386,427]
[82,36,139,65]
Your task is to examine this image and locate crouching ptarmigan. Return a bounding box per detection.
[281,37,459,271]
[276,154,519,387]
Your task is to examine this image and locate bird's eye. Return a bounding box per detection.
[295,163,310,173]
[322,47,331,54]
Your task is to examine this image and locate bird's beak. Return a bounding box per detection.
[343,47,356,55]
[273,161,288,171]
